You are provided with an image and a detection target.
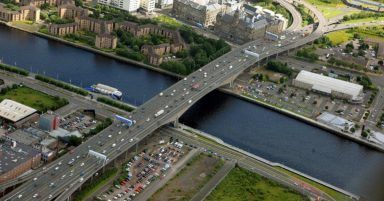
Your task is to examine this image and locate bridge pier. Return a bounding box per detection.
[172,118,180,128]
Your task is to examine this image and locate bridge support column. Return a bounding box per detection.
[172,118,180,128]
[135,141,139,154]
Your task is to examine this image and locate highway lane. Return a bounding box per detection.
[2,3,330,199]
[162,127,339,201]
[275,0,303,31]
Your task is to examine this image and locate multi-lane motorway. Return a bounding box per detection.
[1,1,335,200]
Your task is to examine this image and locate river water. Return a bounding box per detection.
[1,25,383,200]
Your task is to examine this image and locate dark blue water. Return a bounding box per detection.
[1,25,384,200]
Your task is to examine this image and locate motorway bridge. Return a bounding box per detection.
[1,1,328,200]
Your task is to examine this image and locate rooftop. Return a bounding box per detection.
[0,99,37,122]
[0,142,40,175]
[294,70,363,100]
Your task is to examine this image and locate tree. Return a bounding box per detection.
[378,60,383,66]
[68,136,82,146]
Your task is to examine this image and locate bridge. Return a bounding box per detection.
[1,1,331,200]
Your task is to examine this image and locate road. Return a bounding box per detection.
[161,127,343,201]
[1,1,332,200]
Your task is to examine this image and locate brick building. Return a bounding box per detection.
[95,33,117,49]
[0,4,40,22]
[48,22,78,36]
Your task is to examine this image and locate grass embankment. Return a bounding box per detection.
[96,97,134,112]
[306,0,358,19]
[0,85,68,112]
[35,74,89,96]
[275,167,353,201]
[72,167,118,201]
[326,30,354,45]
[0,63,29,76]
[206,166,309,201]
[149,153,224,201]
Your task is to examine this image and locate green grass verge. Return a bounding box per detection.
[206,166,309,201]
[0,85,68,112]
[326,30,353,45]
[153,15,183,29]
[306,0,358,19]
[73,167,118,201]
[342,17,384,24]
[96,97,134,112]
[274,167,353,201]
[35,75,89,96]
[0,63,29,76]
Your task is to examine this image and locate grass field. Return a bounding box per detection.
[306,0,359,19]
[0,86,68,112]
[275,167,353,201]
[205,166,309,201]
[153,15,183,29]
[149,153,224,201]
[326,30,353,45]
[342,17,384,24]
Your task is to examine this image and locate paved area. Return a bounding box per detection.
[190,161,235,201]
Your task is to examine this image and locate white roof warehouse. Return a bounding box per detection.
[292,70,363,102]
[0,99,38,123]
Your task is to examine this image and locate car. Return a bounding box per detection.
[102,150,106,154]
[55,166,59,171]
[80,162,85,166]
[188,100,192,104]
[108,135,112,138]
[79,177,84,183]
[33,177,37,181]
[33,194,38,198]
[17,194,23,199]
[48,195,53,199]
[118,131,122,135]
[129,138,134,142]
[112,143,116,147]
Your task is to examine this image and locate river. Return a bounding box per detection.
[0,25,383,200]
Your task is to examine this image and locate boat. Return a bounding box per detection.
[89,83,123,100]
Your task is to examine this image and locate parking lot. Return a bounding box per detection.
[97,137,189,201]
[59,111,98,133]
[234,69,367,121]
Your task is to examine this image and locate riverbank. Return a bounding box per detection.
[220,88,384,153]
[0,22,183,79]
[3,21,384,153]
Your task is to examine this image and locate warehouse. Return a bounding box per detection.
[317,112,355,132]
[292,70,363,103]
[0,99,39,128]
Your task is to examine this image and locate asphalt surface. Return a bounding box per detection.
[1,1,331,200]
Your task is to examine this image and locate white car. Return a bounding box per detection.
[188,100,192,104]
[33,194,38,198]
[80,162,85,167]
[129,138,134,142]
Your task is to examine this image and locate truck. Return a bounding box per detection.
[154,109,164,118]
[242,49,259,59]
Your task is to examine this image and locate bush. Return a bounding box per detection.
[35,75,89,96]
[266,60,293,77]
[0,63,29,76]
[84,118,112,138]
[97,97,135,112]
[296,48,318,61]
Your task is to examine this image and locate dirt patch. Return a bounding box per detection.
[150,154,223,201]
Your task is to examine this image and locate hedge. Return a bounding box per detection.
[35,75,89,96]
[97,97,134,112]
[0,63,29,76]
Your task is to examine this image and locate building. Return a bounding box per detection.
[48,22,78,36]
[76,16,114,34]
[95,33,117,49]
[39,113,60,131]
[0,99,39,128]
[98,0,140,12]
[20,0,73,6]
[214,4,287,44]
[0,4,40,22]
[0,142,41,183]
[140,0,155,12]
[292,70,364,102]
[156,0,173,8]
[316,112,355,132]
[172,0,223,27]
[58,3,88,19]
